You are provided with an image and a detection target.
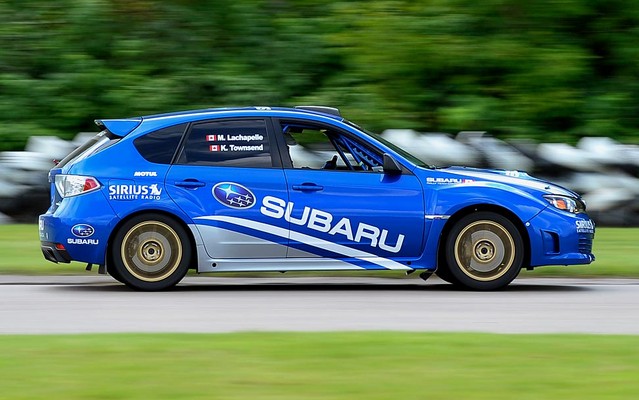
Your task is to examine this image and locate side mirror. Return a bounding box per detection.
[383,153,402,175]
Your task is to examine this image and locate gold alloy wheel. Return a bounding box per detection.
[453,220,516,281]
[120,221,183,282]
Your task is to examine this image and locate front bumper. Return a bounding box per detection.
[527,207,595,267]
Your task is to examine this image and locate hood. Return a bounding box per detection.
[432,166,578,197]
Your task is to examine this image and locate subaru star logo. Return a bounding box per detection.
[212,182,256,209]
[71,224,95,238]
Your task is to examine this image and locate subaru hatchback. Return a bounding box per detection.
[39,106,595,290]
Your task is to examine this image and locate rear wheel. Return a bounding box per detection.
[443,212,523,290]
[111,214,191,291]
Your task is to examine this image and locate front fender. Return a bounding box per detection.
[429,181,547,223]
[420,182,547,269]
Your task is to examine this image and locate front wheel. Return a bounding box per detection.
[111,214,191,291]
[442,212,524,290]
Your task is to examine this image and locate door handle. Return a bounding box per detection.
[175,179,206,189]
[292,183,324,192]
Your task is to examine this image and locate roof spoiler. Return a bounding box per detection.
[294,106,342,117]
[94,118,142,137]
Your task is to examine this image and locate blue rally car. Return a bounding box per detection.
[39,106,595,291]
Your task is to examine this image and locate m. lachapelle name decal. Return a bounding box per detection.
[206,133,267,152]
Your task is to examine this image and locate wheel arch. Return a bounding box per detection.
[106,209,198,273]
[437,204,531,271]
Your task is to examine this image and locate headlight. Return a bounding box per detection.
[543,195,585,214]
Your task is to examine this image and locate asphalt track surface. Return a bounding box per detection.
[1,275,638,334]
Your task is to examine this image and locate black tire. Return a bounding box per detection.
[443,212,523,290]
[435,264,459,285]
[107,263,125,283]
[111,214,191,291]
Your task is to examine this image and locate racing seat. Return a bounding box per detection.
[322,155,338,169]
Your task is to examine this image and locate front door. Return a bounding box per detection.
[270,118,425,270]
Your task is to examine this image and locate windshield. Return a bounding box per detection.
[343,120,430,168]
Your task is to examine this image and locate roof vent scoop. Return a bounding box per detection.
[294,106,342,117]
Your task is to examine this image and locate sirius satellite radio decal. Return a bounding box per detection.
[212,182,256,209]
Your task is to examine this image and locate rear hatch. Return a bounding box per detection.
[47,117,142,211]
[48,130,120,212]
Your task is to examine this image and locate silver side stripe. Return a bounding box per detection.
[425,215,450,220]
[194,215,411,270]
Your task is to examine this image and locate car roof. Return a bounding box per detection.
[96,106,344,137]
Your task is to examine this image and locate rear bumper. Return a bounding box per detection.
[40,241,72,263]
[39,191,118,265]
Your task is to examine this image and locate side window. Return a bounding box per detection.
[280,120,384,172]
[177,119,273,168]
[134,123,187,164]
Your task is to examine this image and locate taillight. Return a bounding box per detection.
[54,175,101,198]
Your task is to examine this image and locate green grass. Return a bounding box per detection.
[521,227,639,278]
[0,224,72,274]
[2,224,638,277]
[0,332,638,399]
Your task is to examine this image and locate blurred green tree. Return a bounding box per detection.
[1,0,638,151]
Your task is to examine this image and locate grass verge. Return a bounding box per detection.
[1,332,638,399]
[1,224,637,277]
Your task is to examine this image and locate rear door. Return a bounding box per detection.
[165,118,289,258]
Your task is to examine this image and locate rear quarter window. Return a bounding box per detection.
[56,131,119,169]
[134,123,187,164]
